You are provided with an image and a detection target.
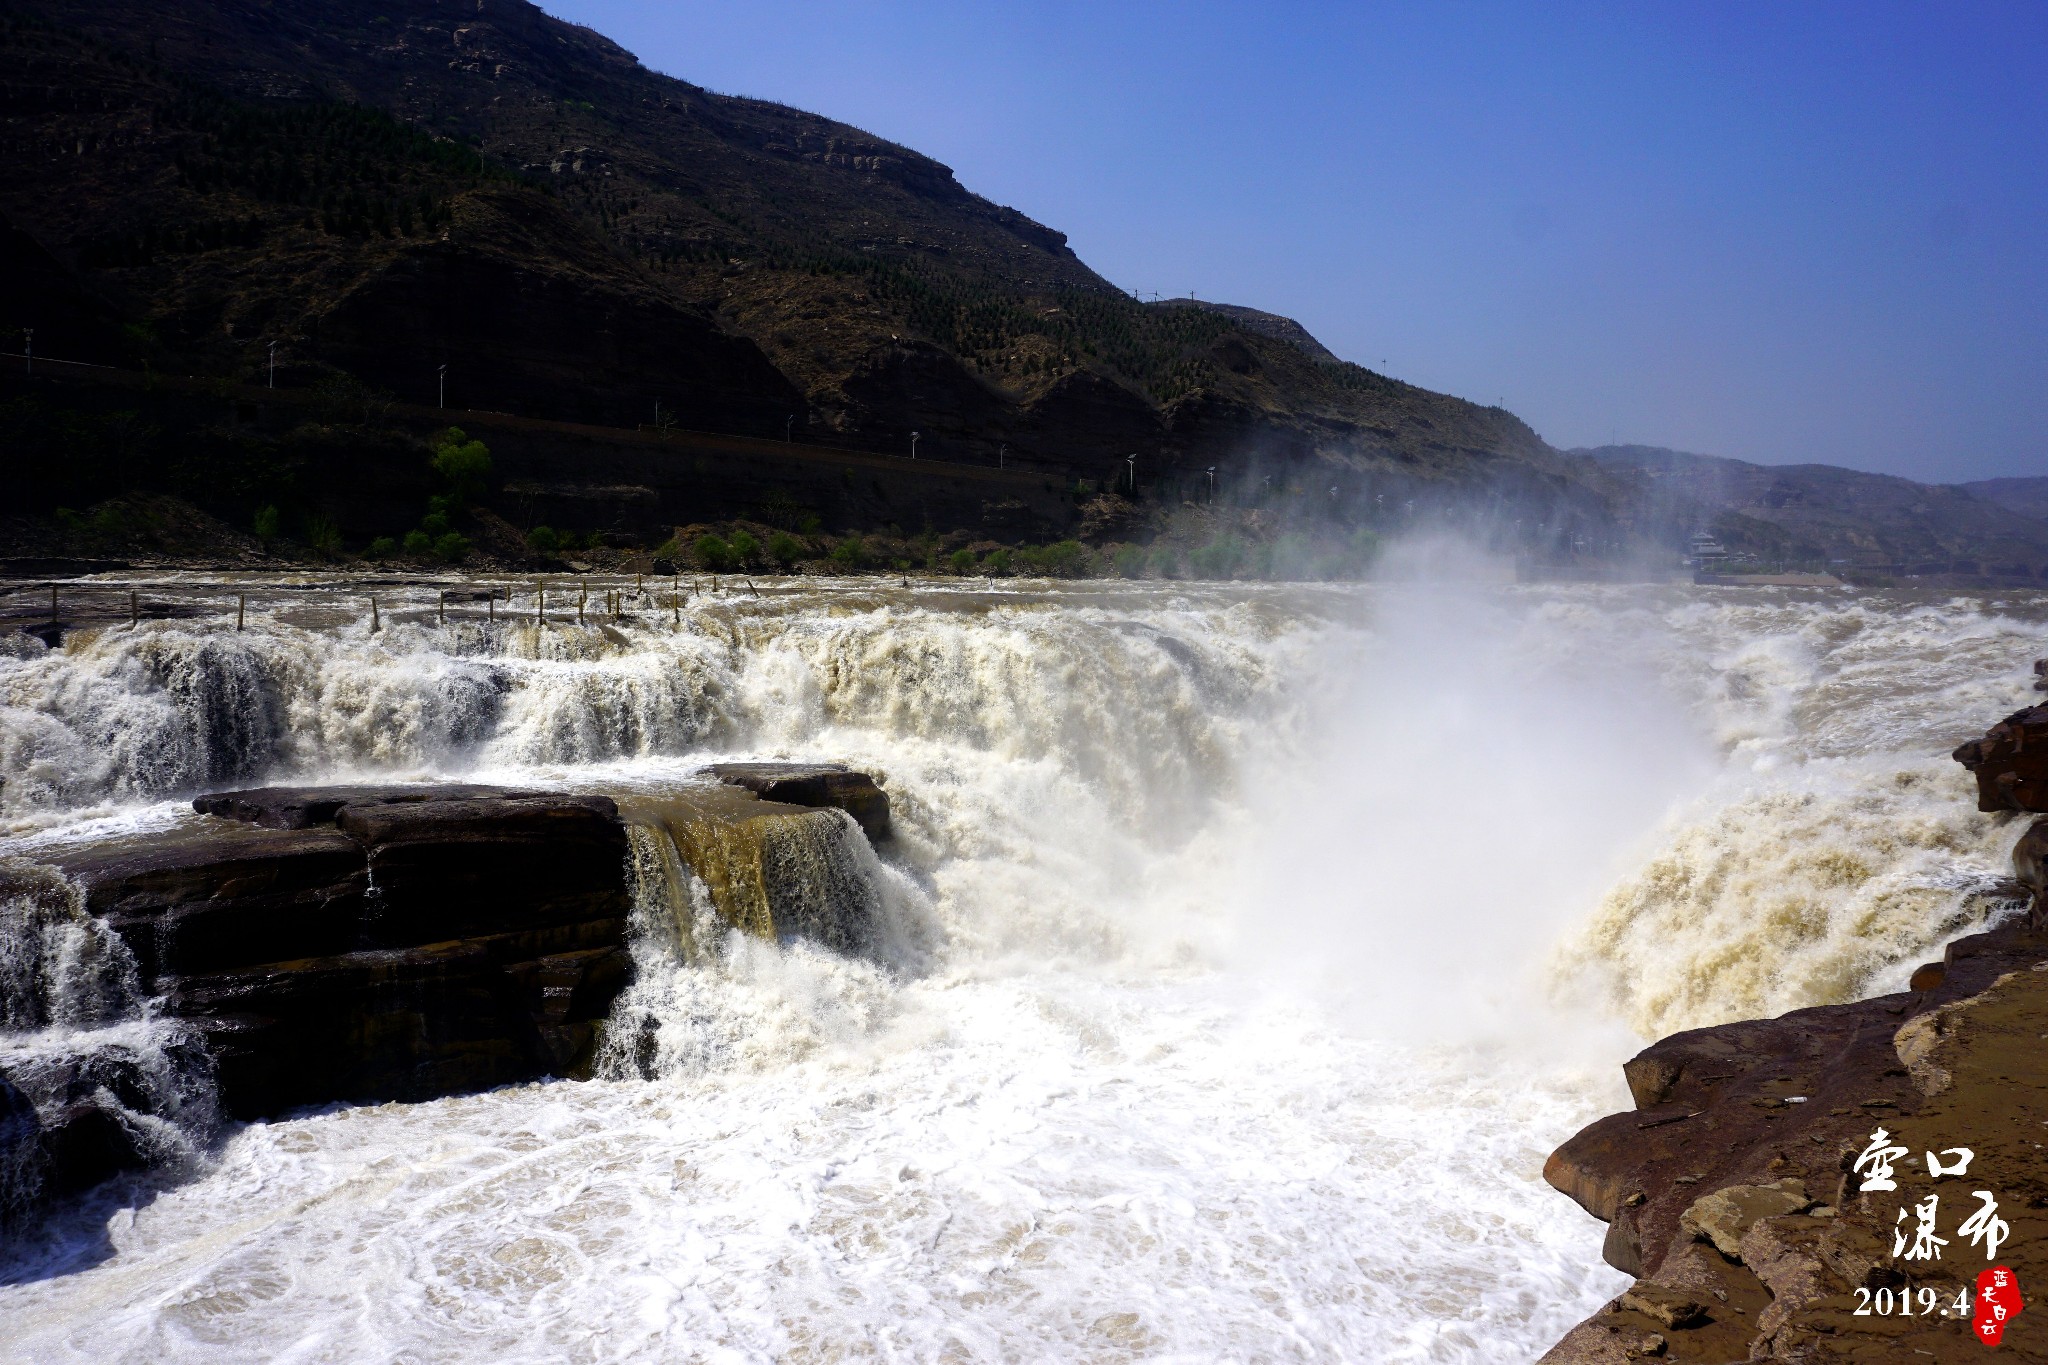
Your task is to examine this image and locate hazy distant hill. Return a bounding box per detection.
[1580,445,2048,578]
[1964,477,2048,524]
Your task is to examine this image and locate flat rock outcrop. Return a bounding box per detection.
[1541,702,2048,1362]
[703,762,892,840]
[46,784,632,1119]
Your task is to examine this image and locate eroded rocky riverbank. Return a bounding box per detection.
[1541,688,2048,1363]
[0,764,890,1222]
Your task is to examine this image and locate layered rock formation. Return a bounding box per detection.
[705,762,892,842]
[1,765,895,1221]
[50,785,633,1118]
[1541,682,2048,1362]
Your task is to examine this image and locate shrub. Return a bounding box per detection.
[1032,540,1088,577]
[430,427,493,504]
[829,536,869,570]
[980,547,1013,576]
[253,505,281,541]
[313,374,393,427]
[767,532,804,569]
[1188,534,1247,580]
[305,515,343,555]
[402,529,433,555]
[728,530,761,567]
[1113,544,1147,578]
[420,511,451,537]
[91,503,138,538]
[695,533,737,571]
[799,513,823,535]
[367,536,399,558]
[433,532,471,563]
[527,525,560,553]
[652,537,681,561]
[948,547,976,575]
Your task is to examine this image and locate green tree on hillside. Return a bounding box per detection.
[430,427,492,505]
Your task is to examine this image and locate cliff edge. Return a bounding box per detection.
[1540,676,2048,1362]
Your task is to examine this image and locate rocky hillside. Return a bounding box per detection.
[0,0,1586,519]
[1581,445,2048,580]
[1965,477,2048,525]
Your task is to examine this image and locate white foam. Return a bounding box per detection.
[0,578,2042,1360]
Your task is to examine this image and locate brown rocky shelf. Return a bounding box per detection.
[49,784,635,1118]
[1540,692,2048,1363]
[1,764,896,1222]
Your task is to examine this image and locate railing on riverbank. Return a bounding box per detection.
[0,571,812,642]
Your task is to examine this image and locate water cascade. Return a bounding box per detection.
[0,575,2042,1360]
[619,788,886,955]
[0,859,217,1227]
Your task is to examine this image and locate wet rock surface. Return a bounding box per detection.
[702,762,892,841]
[1952,702,2048,812]
[4,768,900,1218]
[1541,706,2048,1363]
[43,784,632,1119]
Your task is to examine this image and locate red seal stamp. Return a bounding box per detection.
[1974,1265,2024,1348]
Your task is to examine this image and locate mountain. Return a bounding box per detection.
[1,1,2037,577]
[0,0,1592,513]
[1580,445,2048,578]
[1964,477,2048,524]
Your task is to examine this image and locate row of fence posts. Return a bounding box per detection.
[35,573,765,635]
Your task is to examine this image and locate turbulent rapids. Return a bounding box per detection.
[0,571,2043,1361]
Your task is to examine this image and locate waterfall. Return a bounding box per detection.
[0,860,218,1227]
[2,576,2045,1361]
[602,785,936,1079]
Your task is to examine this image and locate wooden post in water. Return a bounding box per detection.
[369,595,380,632]
[487,589,495,624]
[537,579,545,624]
[438,590,446,625]
[237,594,245,631]
[130,590,138,628]
[49,583,57,623]
[636,572,643,595]
[577,584,586,625]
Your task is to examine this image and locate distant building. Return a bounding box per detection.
[1687,531,1729,565]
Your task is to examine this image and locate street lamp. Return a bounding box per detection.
[786,414,795,442]
[1125,453,1136,495]
[267,340,278,389]
[998,442,1007,470]
[438,363,447,409]
[22,328,31,376]
[910,430,920,459]
[1206,467,1216,500]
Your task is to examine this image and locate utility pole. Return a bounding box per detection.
[1126,453,1136,496]
[910,430,920,460]
[786,414,795,442]
[1206,467,1216,501]
[438,363,447,409]
[267,341,278,389]
[998,442,1007,470]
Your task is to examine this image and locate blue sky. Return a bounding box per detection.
[548,1,2047,481]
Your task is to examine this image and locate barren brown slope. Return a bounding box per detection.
[2,0,1605,521]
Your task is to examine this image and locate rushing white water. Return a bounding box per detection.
[0,570,2041,1361]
